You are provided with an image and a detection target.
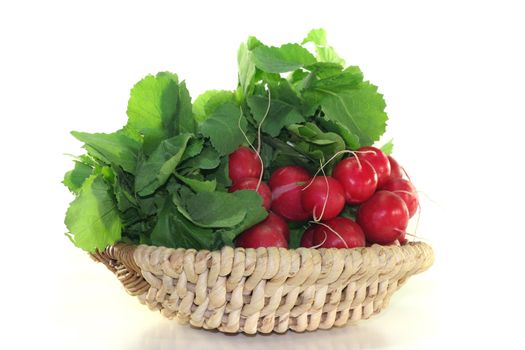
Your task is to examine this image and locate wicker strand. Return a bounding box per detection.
[92,242,433,333]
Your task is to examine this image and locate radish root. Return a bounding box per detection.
[303,149,376,189]
[310,230,328,249]
[237,86,272,192]
[311,221,349,248]
[311,160,330,222]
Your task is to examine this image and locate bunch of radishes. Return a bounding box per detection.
[228,145,418,249]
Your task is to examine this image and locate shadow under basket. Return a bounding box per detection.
[91,242,434,334]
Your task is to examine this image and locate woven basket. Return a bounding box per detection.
[91,242,433,334]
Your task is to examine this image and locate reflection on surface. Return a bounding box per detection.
[127,320,388,350]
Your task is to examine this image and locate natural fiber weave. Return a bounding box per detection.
[91,242,433,334]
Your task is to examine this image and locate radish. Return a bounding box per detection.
[333,157,378,204]
[312,217,366,248]
[357,191,409,244]
[235,220,288,248]
[269,166,311,221]
[228,147,262,183]
[301,176,345,220]
[385,155,404,183]
[269,166,310,189]
[229,177,272,210]
[381,178,418,217]
[357,146,391,187]
[264,212,290,241]
[300,225,317,248]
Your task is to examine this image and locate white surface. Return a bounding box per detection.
[1,0,524,349]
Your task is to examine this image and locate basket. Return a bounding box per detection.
[91,242,433,334]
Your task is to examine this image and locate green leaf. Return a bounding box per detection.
[183,191,248,228]
[318,82,388,148]
[287,123,346,164]
[302,66,363,107]
[175,81,196,134]
[218,190,268,246]
[180,146,220,170]
[238,43,256,97]
[302,28,327,46]
[151,197,217,250]
[181,138,204,162]
[174,173,216,192]
[251,43,316,73]
[380,139,394,155]
[288,222,309,249]
[126,72,181,154]
[112,168,138,213]
[308,66,363,93]
[206,155,231,189]
[193,90,237,123]
[71,130,141,174]
[340,204,359,221]
[135,133,192,196]
[302,28,345,66]
[247,96,305,137]
[317,118,359,149]
[65,174,122,252]
[63,161,93,193]
[198,102,247,155]
[304,62,344,79]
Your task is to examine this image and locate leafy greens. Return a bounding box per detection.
[63,28,390,252]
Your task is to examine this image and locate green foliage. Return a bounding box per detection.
[64,28,390,252]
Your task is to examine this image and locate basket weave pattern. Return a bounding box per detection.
[92,242,433,334]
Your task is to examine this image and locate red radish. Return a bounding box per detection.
[312,217,366,248]
[381,179,418,217]
[229,178,272,210]
[228,147,262,183]
[357,146,391,187]
[269,166,310,189]
[333,157,378,204]
[301,176,345,220]
[385,156,404,183]
[235,221,288,248]
[357,191,409,244]
[270,166,311,221]
[264,212,290,241]
[300,226,317,248]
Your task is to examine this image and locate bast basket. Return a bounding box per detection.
[91,242,433,334]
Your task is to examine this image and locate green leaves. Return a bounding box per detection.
[302,28,345,66]
[193,90,236,123]
[126,72,195,154]
[63,161,93,193]
[135,133,192,196]
[65,174,122,252]
[318,82,388,148]
[151,197,217,250]
[174,173,217,193]
[184,191,248,228]
[198,102,247,155]
[251,43,316,73]
[287,122,345,164]
[71,131,141,173]
[381,139,394,155]
[64,28,393,253]
[238,43,257,96]
[217,190,268,246]
[180,147,220,170]
[247,95,304,137]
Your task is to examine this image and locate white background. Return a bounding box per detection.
[1,0,524,349]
